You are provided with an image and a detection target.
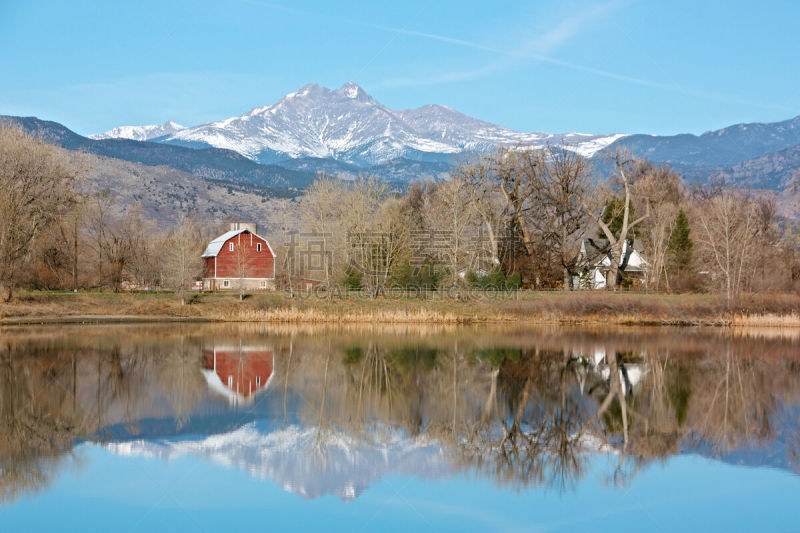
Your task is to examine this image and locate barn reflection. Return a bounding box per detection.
[0,324,798,504]
[201,343,275,404]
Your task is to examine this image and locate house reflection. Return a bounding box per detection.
[2,325,800,505]
[586,347,646,394]
[201,343,275,404]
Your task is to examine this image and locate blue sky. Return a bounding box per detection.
[5,446,800,532]
[1,0,798,136]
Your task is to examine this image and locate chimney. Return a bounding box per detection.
[230,222,257,234]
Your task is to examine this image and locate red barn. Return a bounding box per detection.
[201,344,275,404]
[202,222,276,290]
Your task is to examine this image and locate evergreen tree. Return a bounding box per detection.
[389,257,415,288]
[465,266,521,290]
[667,209,693,271]
[343,266,363,290]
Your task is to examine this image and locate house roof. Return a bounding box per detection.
[202,229,276,258]
[581,238,647,271]
[582,238,612,261]
[583,238,644,255]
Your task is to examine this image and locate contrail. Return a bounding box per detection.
[240,0,795,113]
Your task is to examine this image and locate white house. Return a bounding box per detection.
[573,238,649,289]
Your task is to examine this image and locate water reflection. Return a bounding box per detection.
[0,324,798,504]
[201,343,274,404]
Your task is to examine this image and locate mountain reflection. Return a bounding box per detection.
[1,324,798,503]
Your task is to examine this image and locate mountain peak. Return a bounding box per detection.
[336,81,373,103]
[282,83,325,100]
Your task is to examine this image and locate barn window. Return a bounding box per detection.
[229,242,234,252]
[257,243,262,252]
[222,280,230,288]
[259,280,267,288]
[256,376,261,386]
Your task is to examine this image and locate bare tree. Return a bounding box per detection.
[494,148,542,258]
[232,232,251,301]
[84,191,141,291]
[423,178,477,285]
[122,204,159,288]
[162,215,205,305]
[66,199,85,292]
[340,177,388,296]
[582,151,651,289]
[454,148,548,286]
[458,156,507,267]
[694,188,760,301]
[372,197,413,294]
[0,126,76,300]
[531,146,591,290]
[299,174,346,292]
[633,163,683,290]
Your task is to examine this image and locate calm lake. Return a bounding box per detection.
[1,323,799,532]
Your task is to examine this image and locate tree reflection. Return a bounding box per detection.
[0,342,79,502]
[1,325,799,502]
[0,329,208,501]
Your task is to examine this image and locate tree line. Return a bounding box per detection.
[292,146,798,298]
[1,124,798,301]
[0,125,212,301]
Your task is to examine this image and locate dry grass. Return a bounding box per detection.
[0,291,199,319]
[213,306,478,324]
[1,289,798,327]
[505,292,800,326]
[732,313,800,327]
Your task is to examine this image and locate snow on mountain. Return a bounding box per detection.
[96,83,626,165]
[104,420,620,500]
[106,422,453,501]
[90,120,185,141]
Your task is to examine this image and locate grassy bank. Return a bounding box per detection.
[1,289,798,326]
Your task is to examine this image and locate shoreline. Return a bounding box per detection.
[0,315,216,325]
[1,290,798,327]
[1,315,797,327]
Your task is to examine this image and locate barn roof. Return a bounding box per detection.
[202,229,276,258]
[200,364,275,404]
[200,346,275,405]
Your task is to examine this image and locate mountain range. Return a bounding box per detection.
[91,82,625,165]
[104,413,800,502]
[107,422,453,502]
[4,82,800,206]
[87,82,800,191]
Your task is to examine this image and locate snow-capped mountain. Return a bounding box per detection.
[395,103,626,159]
[106,422,453,501]
[103,420,621,500]
[94,82,625,165]
[90,120,185,141]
